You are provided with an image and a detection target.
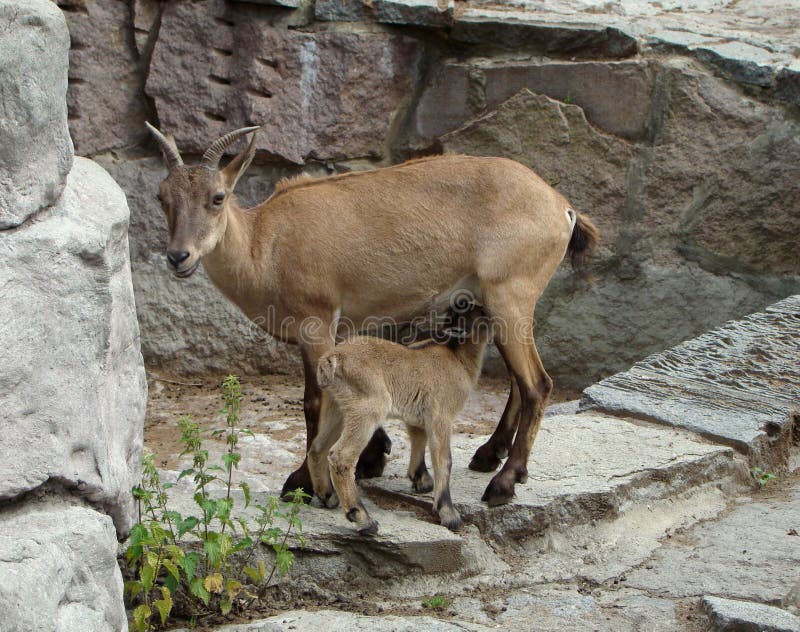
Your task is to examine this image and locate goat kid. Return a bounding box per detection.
[308,308,490,535]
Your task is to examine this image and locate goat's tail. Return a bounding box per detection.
[316,353,339,389]
[566,210,600,281]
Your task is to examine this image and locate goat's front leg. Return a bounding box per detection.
[428,418,462,531]
[406,425,433,493]
[307,399,342,509]
[281,341,333,500]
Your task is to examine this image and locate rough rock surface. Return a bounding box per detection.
[639,60,800,274]
[209,611,488,631]
[703,596,800,632]
[581,295,800,468]
[147,0,421,163]
[57,0,149,155]
[0,501,126,632]
[535,262,794,390]
[316,0,454,27]
[0,0,72,229]
[626,486,800,607]
[416,59,655,141]
[363,413,741,541]
[0,157,147,534]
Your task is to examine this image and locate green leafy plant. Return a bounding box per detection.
[751,466,777,487]
[124,375,309,631]
[422,595,449,610]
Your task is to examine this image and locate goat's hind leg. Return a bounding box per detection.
[329,402,388,535]
[428,418,462,531]
[406,425,433,493]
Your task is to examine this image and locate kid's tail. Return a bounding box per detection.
[567,210,600,281]
[316,353,339,389]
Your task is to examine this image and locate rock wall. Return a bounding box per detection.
[57,0,800,389]
[0,1,147,629]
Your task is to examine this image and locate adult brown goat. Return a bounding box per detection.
[146,123,599,506]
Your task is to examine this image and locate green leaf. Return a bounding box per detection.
[221,452,241,472]
[243,565,263,584]
[165,510,181,524]
[204,538,222,567]
[124,580,143,599]
[182,551,201,579]
[162,559,181,582]
[220,598,233,616]
[231,536,253,553]
[274,547,294,577]
[164,573,178,594]
[226,578,243,600]
[177,468,195,481]
[262,527,282,544]
[141,563,155,592]
[165,544,185,561]
[178,516,200,538]
[189,576,210,606]
[217,497,234,522]
[126,544,143,563]
[128,523,149,548]
[240,429,255,438]
[154,587,173,624]
[133,604,151,632]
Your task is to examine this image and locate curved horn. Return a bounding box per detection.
[145,122,184,170]
[202,126,260,169]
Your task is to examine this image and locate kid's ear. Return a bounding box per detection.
[221,131,257,191]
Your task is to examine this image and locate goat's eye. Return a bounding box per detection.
[212,192,225,206]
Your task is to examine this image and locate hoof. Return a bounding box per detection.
[441,515,463,532]
[439,508,463,532]
[411,473,434,494]
[358,519,379,536]
[481,477,515,507]
[468,443,502,473]
[318,491,339,509]
[281,466,314,501]
[355,428,392,479]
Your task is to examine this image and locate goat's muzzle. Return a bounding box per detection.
[167,250,198,278]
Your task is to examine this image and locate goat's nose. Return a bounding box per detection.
[167,250,190,268]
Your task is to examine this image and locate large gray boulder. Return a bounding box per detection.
[0,0,72,228]
[0,500,126,632]
[0,157,147,534]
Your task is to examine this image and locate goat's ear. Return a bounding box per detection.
[220,131,257,191]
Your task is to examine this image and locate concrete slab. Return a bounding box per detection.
[202,610,490,631]
[626,487,800,606]
[362,413,743,541]
[703,596,800,632]
[160,477,465,581]
[581,296,800,469]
